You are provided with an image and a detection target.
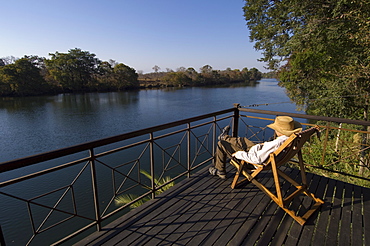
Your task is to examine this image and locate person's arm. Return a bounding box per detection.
[233,135,288,164]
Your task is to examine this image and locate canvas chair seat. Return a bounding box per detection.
[230,126,324,225]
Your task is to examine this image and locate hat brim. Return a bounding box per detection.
[267,120,302,136]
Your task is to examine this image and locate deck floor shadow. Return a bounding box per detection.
[75,166,370,246]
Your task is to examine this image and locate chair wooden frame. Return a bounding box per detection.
[230,127,324,225]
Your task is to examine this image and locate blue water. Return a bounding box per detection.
[0,79,301,163]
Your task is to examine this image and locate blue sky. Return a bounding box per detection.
[1,0,267,73]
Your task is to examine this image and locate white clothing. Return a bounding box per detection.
[233,135,288,165]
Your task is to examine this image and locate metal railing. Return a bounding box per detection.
[1,105,370,245]
[0,108,236,245]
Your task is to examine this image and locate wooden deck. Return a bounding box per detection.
[75,166,370,246]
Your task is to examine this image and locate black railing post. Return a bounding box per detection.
[149,133,156,199]
[0,225,6,246]
[233,104,240,137]
[187,123,191,178]
[321,122,330,166]
[89,148,102,231]
[213,116,217,164]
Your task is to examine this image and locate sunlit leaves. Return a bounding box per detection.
[244,0,370,120]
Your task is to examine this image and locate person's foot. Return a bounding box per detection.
[209,166,226,179]
[217,169,226,179]
[218,125,230,141]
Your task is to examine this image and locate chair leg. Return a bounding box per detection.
[230,160,250,189]
[275,166,324,225]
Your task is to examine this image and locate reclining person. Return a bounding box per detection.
[209,116,302,179]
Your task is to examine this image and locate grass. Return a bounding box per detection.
[114,169,175,209]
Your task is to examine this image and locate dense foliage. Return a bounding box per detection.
[243,0,370,120]
[0,48,139,96]
[0,48,262,96]
[159,66,262,86]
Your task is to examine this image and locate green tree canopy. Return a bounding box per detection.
[45,48,101,91]
[0,57,48,96]
[243,0,370,120]
[113,63,139,89]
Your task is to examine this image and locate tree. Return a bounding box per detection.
[185,67,198,83]
[96,62,138,90]
[248,68,262,81]
[0,56,17,65]
[243,0,370,120]
[0,58,48,96]
[152,65,160,73]
[162,71,191,86]
[96,61,114,90]
[113,63,139,89]
[199,64,213,74]
[45,48,101,91]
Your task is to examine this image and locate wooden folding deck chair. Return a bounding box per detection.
[230,126,324,225]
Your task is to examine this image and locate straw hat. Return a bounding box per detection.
[267,116,302,136]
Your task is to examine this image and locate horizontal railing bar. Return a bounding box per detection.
[93,138,151,159]
[190,157,214,171]
[0,108,234,172]
[36,215,75,234]
[147,114,232,142]
[242,114,370,134]
[239,108,370,126]
[96,115,229,159]
[0,159,90,187]
[101,189,154,220]
[0,191,95,222]
[50,221,98,246]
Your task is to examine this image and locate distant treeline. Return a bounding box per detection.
[0,48,264,97]
[139,65,263,88]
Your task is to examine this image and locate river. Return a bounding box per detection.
[0,79,302,163]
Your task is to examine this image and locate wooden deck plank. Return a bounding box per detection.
[225,176,278,245]
[131,182,220,246]
[280,172,317,246]
[184,169,268,246]
[111,170,219,245]
[173,178,232,245]
[326,180,344,245]
[338,182,353,246]
[240,168,300,245]
[156,180,244,245]
[136,178,221,243]
[163,181,232,245]
[208,171,273,246]
[76,169,210,246]
[297,175,329,246]
[185,186,243,245]
[256,168,307,246]
[201,186,252,244]
[363,186,370,246]
[151,179,228,245]
[351,185,363,246]
[311,178,336,245]
[74,166,370,246]
[187,178,255,245]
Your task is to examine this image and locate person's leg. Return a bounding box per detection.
[238,136,256,150]
[214,135,253,169]
[213,135,256,170]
